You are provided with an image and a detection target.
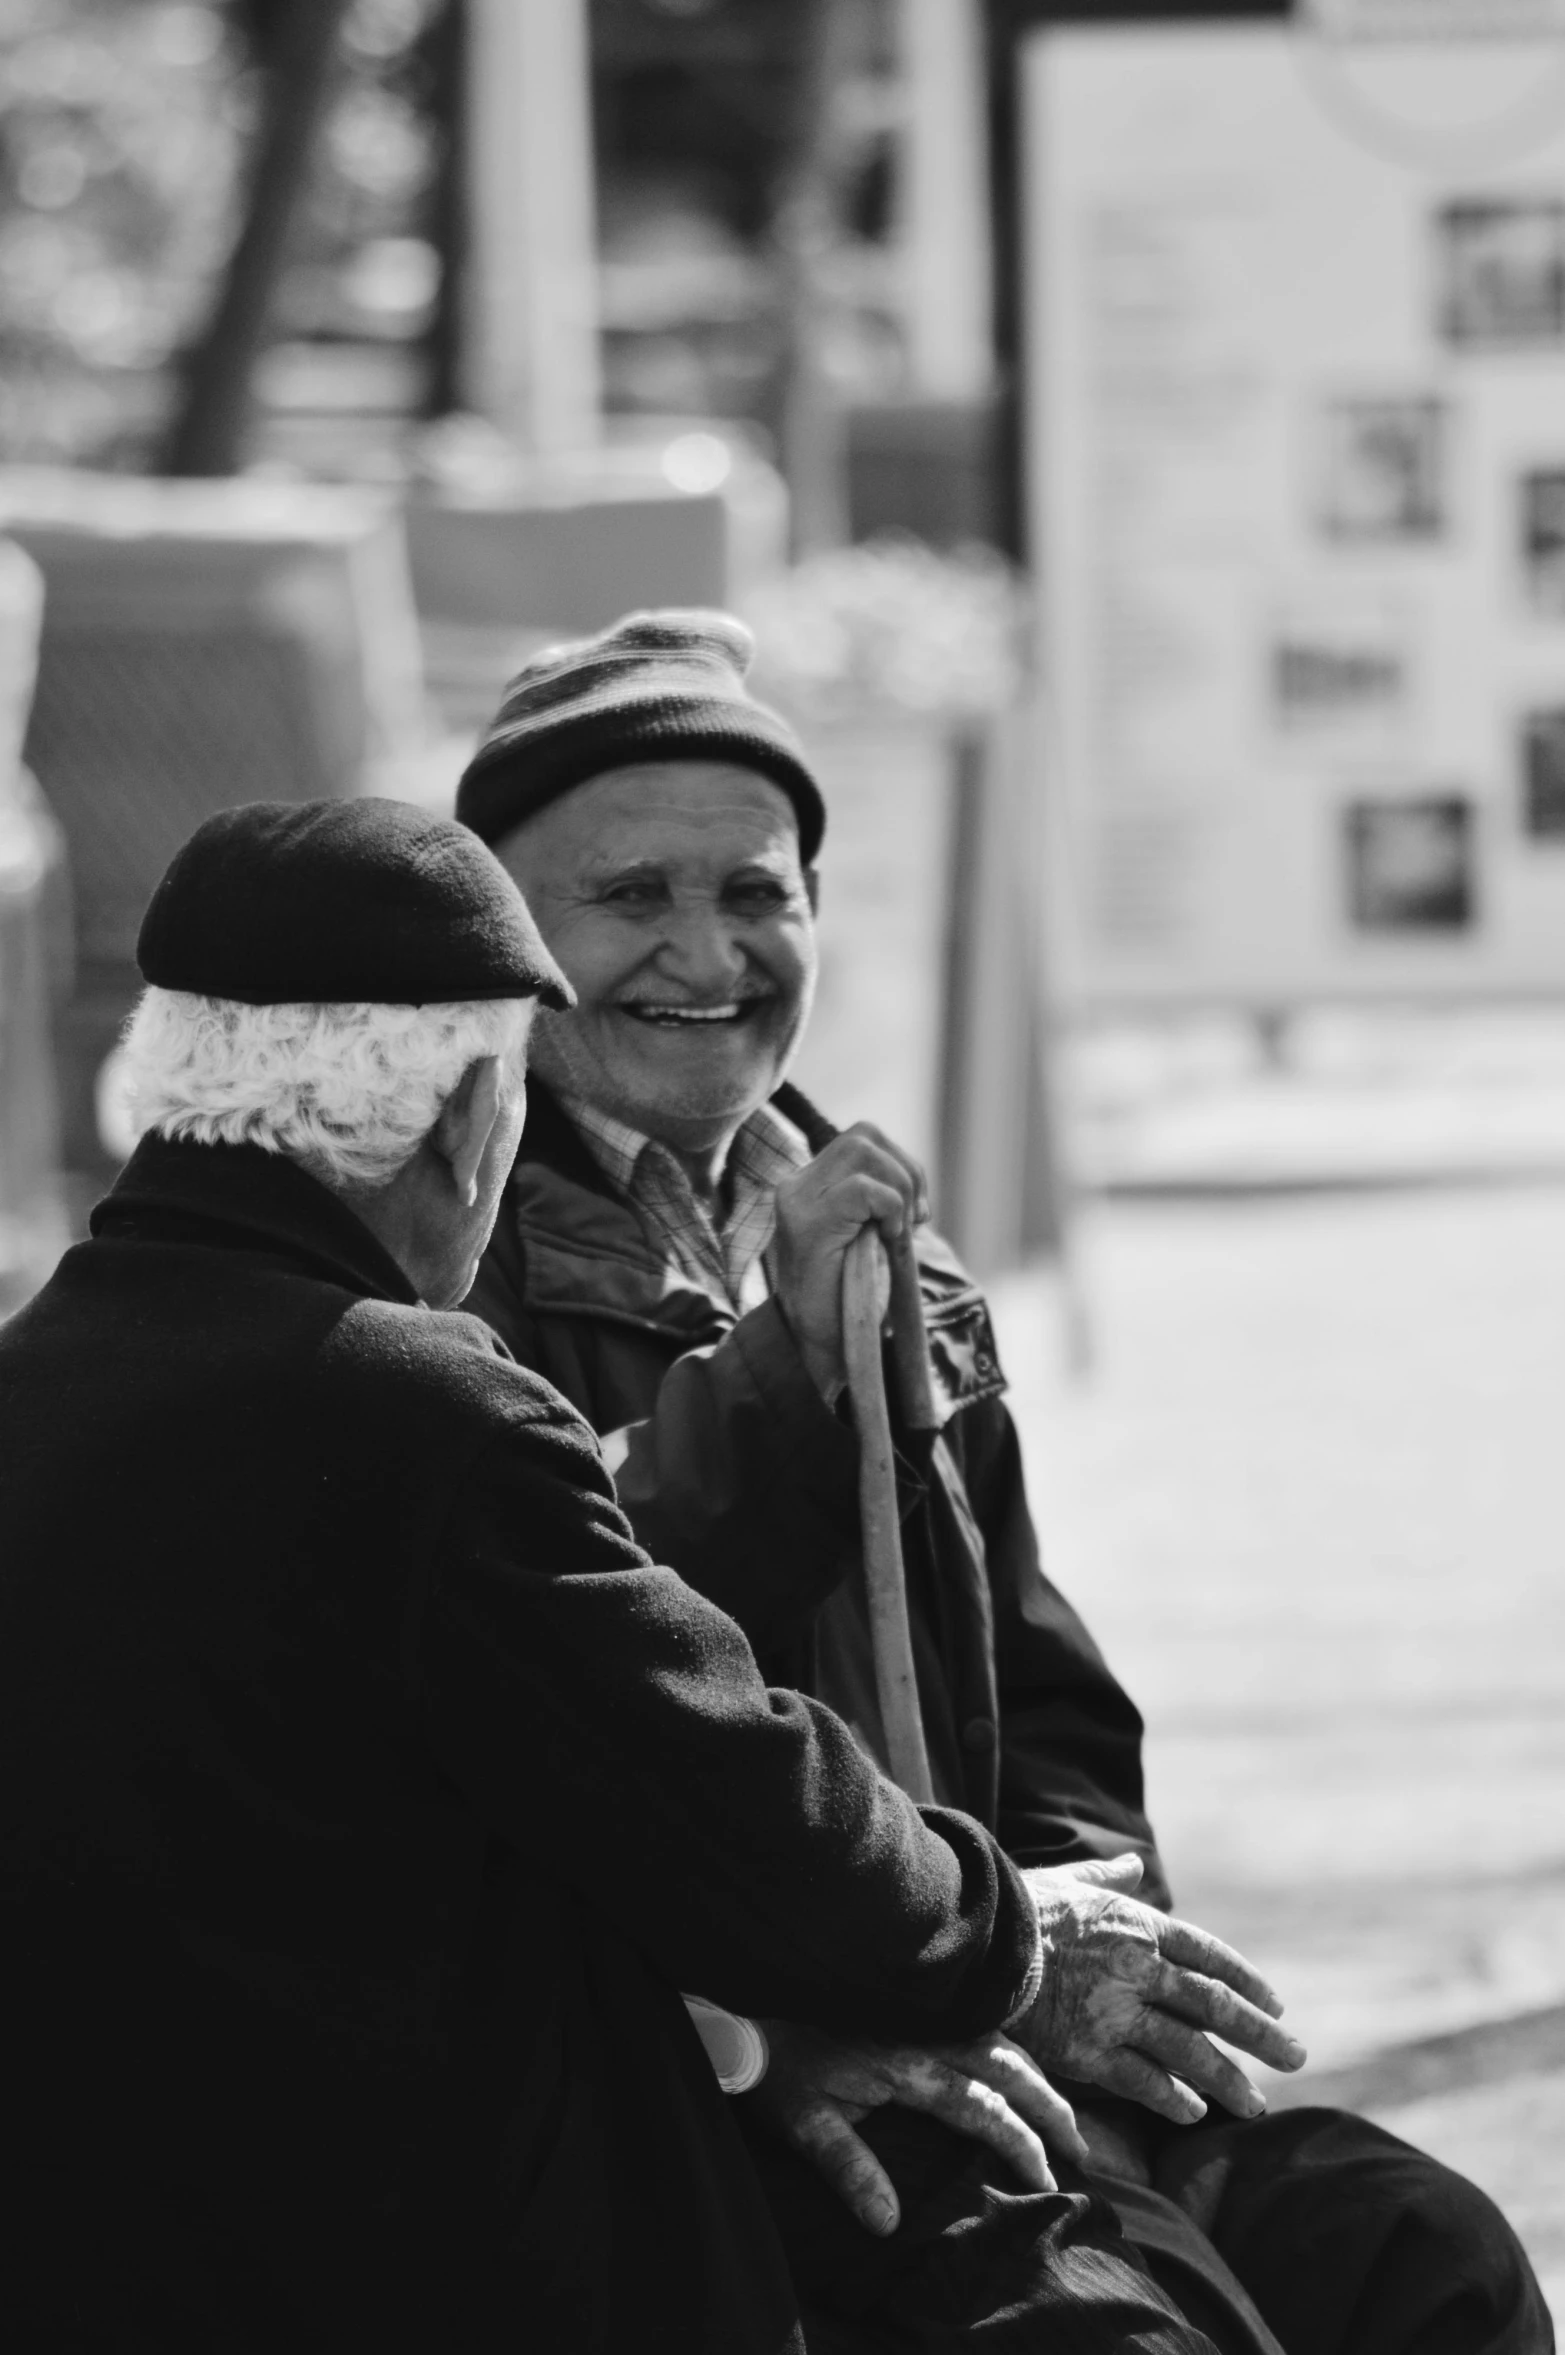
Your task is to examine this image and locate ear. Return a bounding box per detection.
[804,865,820,917]
[432,1055,505,1209]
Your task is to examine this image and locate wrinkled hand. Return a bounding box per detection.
[1016,1855,1307,2127]
[744,2020,1087,2237]
[772,1125,928,1401]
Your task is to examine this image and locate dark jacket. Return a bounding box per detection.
[466,1082,1170,1904]
[0,1134,1039,2355]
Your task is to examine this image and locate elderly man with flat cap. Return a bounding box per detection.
[455,612,1548,2355]
[0,798,1321,2354]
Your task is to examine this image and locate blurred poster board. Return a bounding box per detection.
[1024,22,1565,1006]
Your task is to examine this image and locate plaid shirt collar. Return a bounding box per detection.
[554,1092,810,1315]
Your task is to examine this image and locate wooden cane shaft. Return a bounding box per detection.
[887,1225,939,1431]
[842,1229,936,1805]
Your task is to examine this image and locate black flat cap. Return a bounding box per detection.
[137,799,573,1008]
[455,608,826,861]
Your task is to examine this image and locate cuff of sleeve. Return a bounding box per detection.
[683,1995,770,2094]
[1001,1920,1045,2036]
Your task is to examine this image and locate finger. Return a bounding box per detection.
[1063,1854,1145,1892]
[1134,2012,1267,2118]
[787,2101,901,2237]
[1156,1915,1290,2022]
[834,1130,927,1222]
[968,2037,1089,2166]
[833,1175,918,1245]
[1146,1958,1307,2074]
[1092,2047,1209,2128]
[849,1126,931,1223]
[890,2059,1055,2193]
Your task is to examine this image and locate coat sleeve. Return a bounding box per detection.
[412,1383,1040,2043]
[608,1301,863,1653]
[464,1205,861,1659]
[954,1396,1175,1909]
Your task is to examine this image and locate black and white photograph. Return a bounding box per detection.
[1344,792,1477,930]
[1436,197,1565,349]
[1520,466,1565,616]
[1522,706,1565,838]
[1,7,1563,2349]
[1315,395,1448,542]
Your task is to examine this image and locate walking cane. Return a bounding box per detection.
[687,1229,939,2091]
[841,1223,939,1805]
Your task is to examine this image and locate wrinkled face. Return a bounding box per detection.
[496,762,818,1151]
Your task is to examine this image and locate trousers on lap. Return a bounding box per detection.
[749,2101,1551,2355]
[749,2107,1228,2354]
[1141,2106,1554,2355]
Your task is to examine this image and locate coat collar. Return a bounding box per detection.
[91,1133,420,1306]
[502,1079,812,1345]
[505,1082,1009,1420]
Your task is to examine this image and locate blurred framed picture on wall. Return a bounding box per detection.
[1436,199,1565,348]
[1316,396,1448,541]
[1520,469,1565,615]
[1268,591,1411,749]
[1521,708,1565,840]
[1344,793,1476,931]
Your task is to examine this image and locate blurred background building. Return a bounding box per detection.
[2,0,1564,2306]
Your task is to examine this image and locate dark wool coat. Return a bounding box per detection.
[0,1134,1038,2355]
[466,1081,1171,1905]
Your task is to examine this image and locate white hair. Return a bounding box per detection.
[120,987,530,1192]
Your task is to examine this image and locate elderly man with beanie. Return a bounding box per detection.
[0,798,1323,2354]
[455,612,1549,2355]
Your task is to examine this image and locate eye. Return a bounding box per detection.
[726,876,791,914]
[599,877,667,910]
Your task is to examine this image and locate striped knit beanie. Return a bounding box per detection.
[454,609,825,862]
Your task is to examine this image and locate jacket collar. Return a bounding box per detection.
[504,1082,1009,1426]
[506,1078,807,1344]
[507,1149,733,1347]
[91,1133,420,1307]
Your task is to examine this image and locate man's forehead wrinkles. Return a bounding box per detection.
[575,839,799,883]
[590,798,792,833]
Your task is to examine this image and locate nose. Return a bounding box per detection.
[654,896,748,996]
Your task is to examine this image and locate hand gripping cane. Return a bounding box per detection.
[841,1223,940,1804]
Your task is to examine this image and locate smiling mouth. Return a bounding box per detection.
[618,1001,764,1028]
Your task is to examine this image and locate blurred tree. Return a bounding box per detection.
[162,0,354,472]
[0,3,244,469]
[0,0,453,474]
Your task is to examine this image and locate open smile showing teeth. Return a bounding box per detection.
[620,1002,757,1026]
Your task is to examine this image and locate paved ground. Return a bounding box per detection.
[991,1171,1565,2317]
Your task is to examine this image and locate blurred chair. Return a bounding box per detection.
[0,538,70,1313]
[405,441,788,741]
[0,472,433,1178]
